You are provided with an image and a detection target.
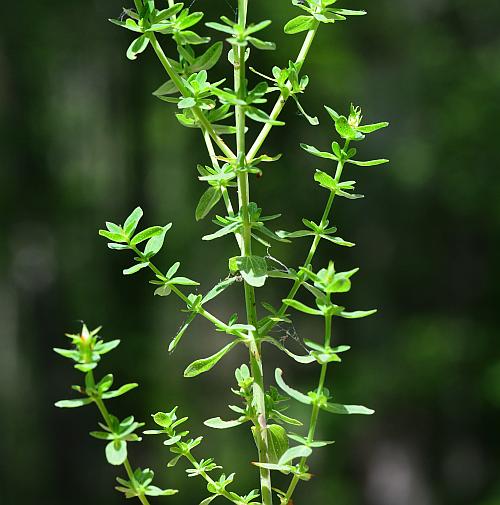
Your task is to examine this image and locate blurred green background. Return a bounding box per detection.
[1,0,499,504]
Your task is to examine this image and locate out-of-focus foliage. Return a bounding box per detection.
[1,1,499,505]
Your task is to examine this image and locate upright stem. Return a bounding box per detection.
[247,19,320,162]
[260,140,351,337]
[234,1,273,504]
[90,373,152,505]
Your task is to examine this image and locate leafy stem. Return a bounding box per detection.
[90,372,153,505]
[147,32,235,160]
[260,139,351,337]
[281,313,332,504]
[129,244,246,339]
[247,18,320,162]
[233,1,273,504]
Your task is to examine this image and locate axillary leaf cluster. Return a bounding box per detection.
[55,1,389,504]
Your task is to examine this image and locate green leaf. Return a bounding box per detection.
[236,256,268,288]
[196,187,222,221]
[204,417,245,429]
[106,440,128,466]
[275,368,312,405]
[199,497,217,505]
[262,337,315,364]
[99,230,126,243]
[340,309,377,319]
[169,276,200,286]
[154,3,184,22]
[335,116,358,140]
[184,341,239,378]
[55,398,93,408]
[267,424,289,464]
[145,487,178,497]
[202,222,240,241]
[314,170,337,191]
[144,224,172,257]
[322,403,374,415]
[324,105,340,122]
[278,445,312,465]
[247,37,276,51]
[347,158,389,167]
[300,144,337,160]
[284,15,316,35]
[127,34,150,60]
[153,80,178,96]
[123,262,149,275]
[131,226,164,245]
[282,299,322,316]
[357,122,389,133]
[190,42,223,72]
[102,383,139,399]
[168,312,197,352]
[202,277,237,304]
[124,207,144,236]
[245,107,285,126]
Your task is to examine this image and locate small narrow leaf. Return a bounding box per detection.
[123,262,149,275]
[196,187,222,221]
[347,159,389,167]
[127,35,150,61]
[131,226,164,245]
[204,417,245,429]
[55,398,93,408]
[278,445,312,465]
[275,368,312,405]
[144,224,172,257]
[202,277,238,304]
[340,309,377,319]
[102,383,139,399]
[301,144,337,160]
[124,207,143,236]
[322,403,374,415]
[284,15,316,35]
[184,341,239,378]
[357,122,389,133]
[282,299,322,316]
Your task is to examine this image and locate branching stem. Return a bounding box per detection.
[247,19,321,162]
[148,33,236,160]
[260,140,351,337]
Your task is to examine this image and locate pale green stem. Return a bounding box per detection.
[260,140,351,337]
[281,313,332,505]
[202,129,236,219]
[147,33,236,160]
[129,245,246,340]
[247,19,320,163]
[90,372,152,505]
[233,1,273,504]
[183,452,238,504]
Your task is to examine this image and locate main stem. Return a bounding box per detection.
[234,2,272,504]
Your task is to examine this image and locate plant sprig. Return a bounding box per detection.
[56,1,389,504]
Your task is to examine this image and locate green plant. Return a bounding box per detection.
[55,1,388,504]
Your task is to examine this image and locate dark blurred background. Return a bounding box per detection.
[1,0,499,504]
